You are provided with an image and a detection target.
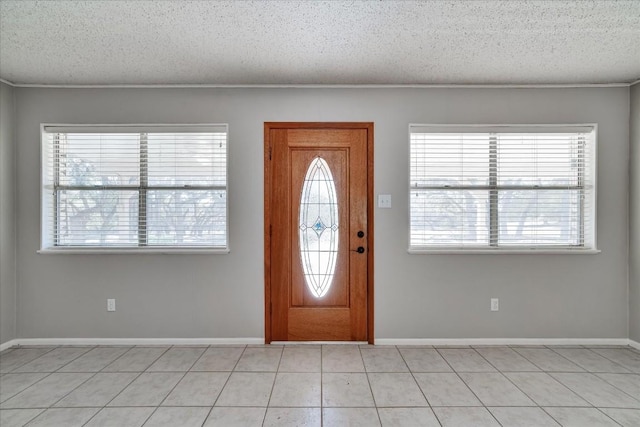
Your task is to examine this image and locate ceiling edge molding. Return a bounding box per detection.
[3,82,635,89]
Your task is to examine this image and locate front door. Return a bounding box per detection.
[265,123,373,342]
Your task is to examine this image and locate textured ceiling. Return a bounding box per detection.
[1,0,639,86]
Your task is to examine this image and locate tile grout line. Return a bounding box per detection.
[545,346,611,372]
[545,348,640,405]
[395,345,444,427]
[1,346,58,374]
[7,346,101,424]
[433,347,496,425]
[0,372,55,404]
[357,344,382,426]
[595,372,640,405]
[467,347,509,426]
[139,344,192,427]
[589,347,640,374]
[34,346,102,409]
[9,345,96,374]
[80,345,173,427]
[472,347,553,410]
[202,345,248,426]
[144,345,212,426]
[261,345,285,426]
[96,346,137,374]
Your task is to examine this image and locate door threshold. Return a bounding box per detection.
[270,341,369,345]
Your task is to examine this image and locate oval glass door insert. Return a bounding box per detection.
[299,157,339,298]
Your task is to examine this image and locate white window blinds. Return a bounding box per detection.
[41,125,228,250]
[409,125,596,250]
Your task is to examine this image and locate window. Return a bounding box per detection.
[41,125,228,252]
[409,125,596,252]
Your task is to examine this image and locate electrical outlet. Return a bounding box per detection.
[491,298,499,312]
[107,299,116,312]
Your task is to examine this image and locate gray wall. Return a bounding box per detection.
[13,87,630,340]
[1,82,16,345]
[630,83,640,343]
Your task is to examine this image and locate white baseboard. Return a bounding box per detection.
[374,338,631,346]
[1,338,263,349]
[2,337,637,351]
[0,339,19,352]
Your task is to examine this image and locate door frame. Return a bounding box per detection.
[264,122,374,344]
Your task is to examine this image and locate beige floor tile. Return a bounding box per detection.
[514,348,584,372]
[278,347,321,372]
[600,408,640,427]
[322,373,375,407]
[459,372,536,407]
[368,373,428,407]
[0,408,44,427]
[361,348,409,372]
[399,348,452,372]
[0,349,54,374]
[414,373,482,407]
[489,407,559,426]
[263,407,321,427]
[83,407,155,427]
[552,348,631,373]
[543,407,619,427]
[190,347,244,372]
[438,349,496,372]
[505,372,589,407]
[55,373,138,407]
[162,372,229,406]
[107,372,183,407]
[143,407,210,427]
[378,408,440,427]
[0,373,93,409]
[322,408,381,427]
[58,347,131,373]
[102,347,168,372]
[215,372,275,407]
[203,407,265,426]
[475,347,540,372]
[597,373,640,400]
[433,407,500,427]
[551,372,640,408]
[146,347,206,372]
[26,408,99,427]
[12,348,92,373]
[234,348,282,372]
[0,373,48,403]
[321,346,365,372]
[269,373,321,407]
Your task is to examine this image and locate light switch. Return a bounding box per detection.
[378,194,392,208]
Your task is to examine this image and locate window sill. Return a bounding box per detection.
[38,247,230,255]
[408,248,601,255]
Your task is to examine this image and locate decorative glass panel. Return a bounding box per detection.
[299,157,339,298]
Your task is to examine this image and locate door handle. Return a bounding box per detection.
[357,231,365,238]
[351,246,365,254]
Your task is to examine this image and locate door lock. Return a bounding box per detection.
[351,246,365,254]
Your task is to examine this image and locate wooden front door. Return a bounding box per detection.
[265,123,373,343]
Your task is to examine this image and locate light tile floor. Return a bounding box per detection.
[0,344,639,426]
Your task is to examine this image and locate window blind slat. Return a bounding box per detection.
[42,127,228,249]
[409,126,596,250]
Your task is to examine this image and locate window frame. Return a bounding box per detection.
[39,123,230,254]
[408,124,599,254]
